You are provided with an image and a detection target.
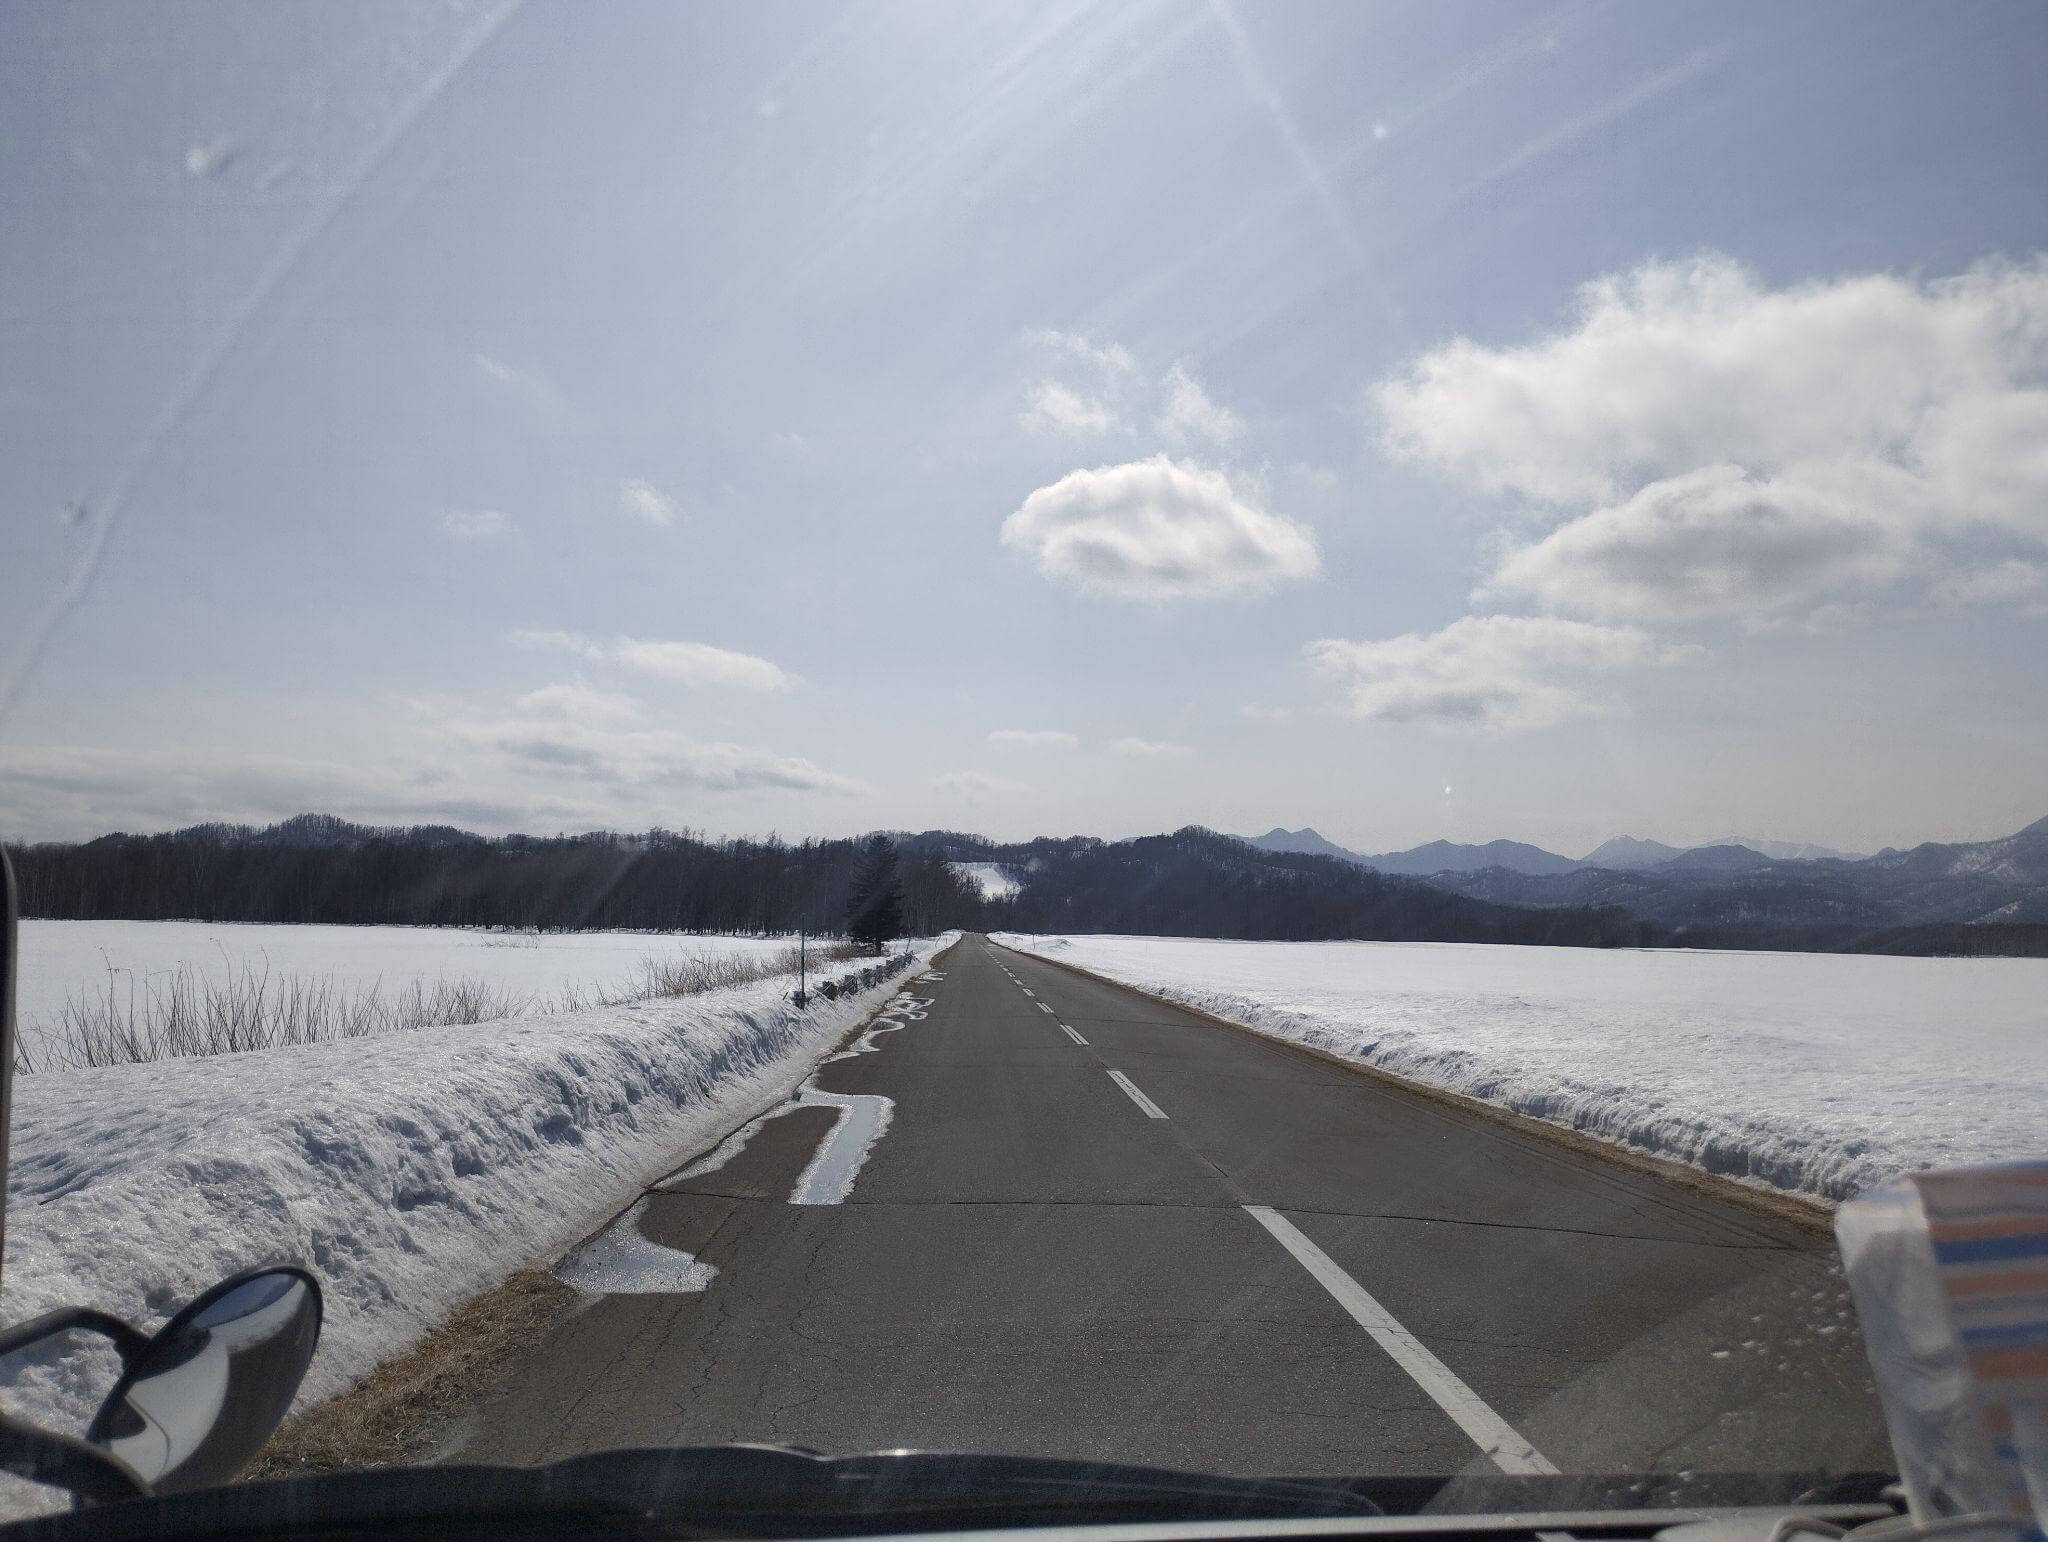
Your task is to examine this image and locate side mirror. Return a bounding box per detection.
[85,1267,321,1493]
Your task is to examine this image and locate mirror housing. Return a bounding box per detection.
[85,1267,321,1494]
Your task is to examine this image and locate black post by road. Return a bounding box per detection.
[0,846,16,1291]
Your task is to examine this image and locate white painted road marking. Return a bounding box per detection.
[1106,1069,1167,1119]
[1242,1205,1559,1476]
[1038,1002,1055,1014]
[1060,1024,1088,1045]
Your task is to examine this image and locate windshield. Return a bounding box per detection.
[2,0,2044,1526]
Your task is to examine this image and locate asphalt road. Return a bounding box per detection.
[454,933,1888,1479]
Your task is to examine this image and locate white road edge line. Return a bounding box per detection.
[1106,1069,1167,1119]
[1242,1205,1559,1477]
[1060,1024,1088,1045]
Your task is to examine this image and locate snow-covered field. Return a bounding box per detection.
[0,934,955,1475]
[15,920,810,1065]
[16,919,805,1022]
[994,934,2047,1204]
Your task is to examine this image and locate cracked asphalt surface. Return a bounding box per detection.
[453,933,1889,1478]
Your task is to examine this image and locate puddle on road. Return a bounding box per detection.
[788,1090,894,1205]
[555,1197,717,1295]
[649,989,933,1211]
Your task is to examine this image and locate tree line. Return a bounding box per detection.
[8,815,969,938]
[21,813,1956,953]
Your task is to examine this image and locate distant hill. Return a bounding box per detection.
[1240,827,1365,863]
[1360,838,1580,877]
[1660,843,1773,874]
[1579,835,1685,870]
[920,827,1647,946]
[1241,828,1580,876]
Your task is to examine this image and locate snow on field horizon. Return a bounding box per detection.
[994,934,2047,1204]
[15,919,821,1066]
[948,862,1023,901]
[0,936,955,1485]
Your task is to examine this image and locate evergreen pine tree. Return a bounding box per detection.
[845,834,904,954]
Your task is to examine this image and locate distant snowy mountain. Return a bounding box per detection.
[1579,835,1685,870]
[1361,838,1579,876]
[1240,827,1367,863]
[1707,836,1867,862]
[1421,814,2048,943]
[1864,819,2048,886]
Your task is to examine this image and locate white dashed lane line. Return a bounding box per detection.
[1106,1069,1167,1119]
[1242,1205,1559,1477]
[1060,1024,1088,1046]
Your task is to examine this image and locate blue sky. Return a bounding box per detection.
[4,0,2045,855]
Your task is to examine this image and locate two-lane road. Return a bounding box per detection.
[458,934,1887,1477]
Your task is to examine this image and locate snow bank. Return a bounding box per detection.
[0,936,955,1448]
[994,933,2048,1204]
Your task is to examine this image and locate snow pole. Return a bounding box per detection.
[797,927,807,1008]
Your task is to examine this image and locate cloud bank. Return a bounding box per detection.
[1317,255,2048,733]
[1307,616,1699,733]
[510,630,795,692]
[1375,254,2048,624]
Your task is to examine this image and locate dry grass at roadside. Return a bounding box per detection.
[245,1270,578,1479]
[21,938,868,1074]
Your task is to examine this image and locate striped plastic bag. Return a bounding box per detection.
[1837,1161,2048,1538]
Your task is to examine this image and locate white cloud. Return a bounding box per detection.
[184,136,238,177]
[507,630,795,691]
[0,693,864,838]
[1929,558,2048,610]
[494,728,853,793]
[1019,330,1141,439]
[452,688,859,795]
[442,508,514,541]
[507,628,607,660]
[1374,254,2048,624]
[0,745,528,840]
[1022,381,1123,437]
[1481,463,1914,624]
[620,478,678,525]
[1156,365,1244,448]
[612,640,795,692]
[473,354,524,387]
[1109,737,1192,758]
[987,729,1079,748]
[1306,615,1699,733]
[1001,455,1320,602]
[930,770,1031,801]
[513,682,641,726]
[1025,329,1138,376]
